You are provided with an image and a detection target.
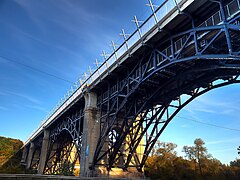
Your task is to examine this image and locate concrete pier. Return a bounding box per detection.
[80,92,100,177]
[26,142,35,169]
[38,129,50,174]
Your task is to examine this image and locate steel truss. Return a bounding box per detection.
[92,0,240,173]
[43,109,84,174]
[30,137,42,171]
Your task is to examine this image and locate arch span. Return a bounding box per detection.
[43,110,84,175]
[92,2,240,172]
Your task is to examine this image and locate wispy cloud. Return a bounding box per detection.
[13,0,47,32]
[180,124,193,128]
[210,148,236,153]
[0,106,8,111]
[14,0,117,52]
[0,91,7,96]
[184,92,240,117]
[25,105,48,113]
[206,137,240,145]
[7,91,41,104]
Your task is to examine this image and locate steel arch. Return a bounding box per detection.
[92,2,240,173]
[43,110,84,174]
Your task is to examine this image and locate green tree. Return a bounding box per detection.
[0,136,24,174]
[0,136,23,166]
[145,141,196,180]
[182,138,210,177]
[230,159,240,167]
[145,138,240,180]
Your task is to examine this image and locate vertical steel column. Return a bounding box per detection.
[218,0,233,54]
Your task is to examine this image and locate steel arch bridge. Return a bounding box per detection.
[21,0,240,177]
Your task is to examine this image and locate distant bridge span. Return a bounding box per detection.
[21,0,240,177]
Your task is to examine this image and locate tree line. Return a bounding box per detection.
[144,138,240,180]
[1,136,240,179]
[0,136,23,166]
[0,136,24,173]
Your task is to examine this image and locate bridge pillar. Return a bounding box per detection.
[80,92,100,177]
[38,129,50,174]
[26,142,35,169]
[20,146,28,166]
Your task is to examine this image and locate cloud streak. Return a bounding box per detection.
[7,91,41,104]
[25,105,48,113]
[206,137,240,145]
[0,106,8,111]
[184,91,240,117]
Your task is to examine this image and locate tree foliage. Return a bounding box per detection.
[0,136,23,166]
[145,138,240,180]
[0,136,25,174]
[183,138,211,176]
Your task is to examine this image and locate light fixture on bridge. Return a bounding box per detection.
[94,59,100,68]
[120,29,131,53]
[100,50,110,72]
[146,0,159,25]
[79,78,83,86]
[83,72,88,81]
[70,86,74,93]
[131,15,143,39]
[88,66,93,83]
[111,41,120,63]
[100,50,110,60]
[94,59,102,80]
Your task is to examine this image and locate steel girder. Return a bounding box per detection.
[43,109,84,174]
[92,1,240,173]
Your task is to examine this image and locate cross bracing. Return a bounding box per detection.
[21,0,240,177]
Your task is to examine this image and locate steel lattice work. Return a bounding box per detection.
[44,109,84,174]
[21,0,240,177]
[91,0,240,173]
[30,137,42,171]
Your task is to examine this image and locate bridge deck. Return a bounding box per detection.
[24,0,195,146]
[24,0,239,146]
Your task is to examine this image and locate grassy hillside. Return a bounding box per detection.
[0,136,23,166]
[0,136,24,173]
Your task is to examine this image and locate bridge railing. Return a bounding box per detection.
[155,0,240,65]
[27,0,240,145]
[97,0,240,103]
[25,0,188,144]
[26,0,240,145]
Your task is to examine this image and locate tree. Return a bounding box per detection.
[145,141,178,179]
[155,141,177,159]
[230,159,240,167]
[0,136,23,166]
[0,136,24,174]
[145,138,240,179]
[182,138,209,176]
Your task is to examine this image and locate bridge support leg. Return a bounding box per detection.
[20,146,28,166]
[38,129,50,174]
[26,142,35,169]
[80,92,100,177]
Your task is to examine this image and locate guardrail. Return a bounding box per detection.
[25,0,185,144]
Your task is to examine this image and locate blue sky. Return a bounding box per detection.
[0,0,239,165]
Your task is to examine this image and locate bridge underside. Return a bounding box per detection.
[21,0,240,178]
